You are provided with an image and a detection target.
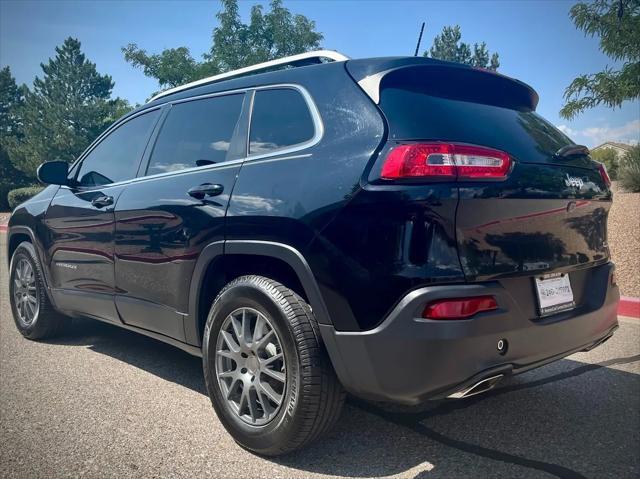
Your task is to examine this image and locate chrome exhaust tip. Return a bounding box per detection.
[447,374,504,399]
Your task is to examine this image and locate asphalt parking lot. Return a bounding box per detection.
[0,233,639,479]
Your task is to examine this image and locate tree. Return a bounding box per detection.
[122,45,215,91]
[591,147,620,179]
[8,38,131,177]
[0,67,29,209]
[0,66,24,140]
[425,25,500,71]
[560,0,640,120]
[123,0,323,92]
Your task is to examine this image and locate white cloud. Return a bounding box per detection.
[557,124,576,136]
[209,141,230,151]
[556,120,640,147]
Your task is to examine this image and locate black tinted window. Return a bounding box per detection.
[76,110,159,187]
[379,67,571,163]
[249,88,315,155]
[147,94,244,175]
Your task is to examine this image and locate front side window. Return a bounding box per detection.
[249,88,315,155]
[75,109,160,187]
[146,93,245,176]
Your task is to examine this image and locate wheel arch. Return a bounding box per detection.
[185,240,332,346]
[8,230,32,265]
[7,226,57,306]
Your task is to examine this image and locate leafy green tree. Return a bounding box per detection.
[122,45,216,91]
[123,0,323,91]
[591,147,620,179]
[0,67,29,209]
[209,0,323,70]
[8,37,131,177]
[425,25,500,70]
[560,0,640,120]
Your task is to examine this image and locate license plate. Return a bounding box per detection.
[534,273,575,316]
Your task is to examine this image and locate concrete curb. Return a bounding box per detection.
[618,296,640,319]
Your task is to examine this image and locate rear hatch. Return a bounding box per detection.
[349,59,612,282]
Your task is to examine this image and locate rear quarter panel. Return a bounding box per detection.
[226,64,386,331]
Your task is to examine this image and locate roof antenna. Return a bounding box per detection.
[414,22,425,56]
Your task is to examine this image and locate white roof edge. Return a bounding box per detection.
[148,50,350,103]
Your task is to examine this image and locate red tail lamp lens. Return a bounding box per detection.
[422,296,498,320]
[381,143,512,180]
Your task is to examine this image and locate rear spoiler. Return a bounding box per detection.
[346,57,539,110]
[555,144,590,159]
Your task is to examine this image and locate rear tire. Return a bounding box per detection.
[202,275,344,456]
[9,241,64,340]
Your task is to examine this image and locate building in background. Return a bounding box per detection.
[591,142,634,160]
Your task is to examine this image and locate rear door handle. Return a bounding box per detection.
[188,183,224,200]
[91,195,114,208]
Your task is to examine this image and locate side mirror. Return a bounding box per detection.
[37,161,69,186]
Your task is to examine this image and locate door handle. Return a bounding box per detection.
[91,195,114,208]
[188,183,224,200]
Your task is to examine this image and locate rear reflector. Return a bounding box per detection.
[597,162,611,188]
[422,296,498,320]
[381,143,511,180]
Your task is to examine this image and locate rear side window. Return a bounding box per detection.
[147,93,244,175]
[379,66,572,163]
[75,109,159,187]
[249,88,315,155]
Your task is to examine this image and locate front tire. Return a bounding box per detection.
[203,275,344,456]
[9,241,64,340]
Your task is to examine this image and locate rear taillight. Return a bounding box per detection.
[381,143,512,180]
[422,296,498,320]
[597,162,611,188]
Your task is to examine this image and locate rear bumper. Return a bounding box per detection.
[319,262,619,405]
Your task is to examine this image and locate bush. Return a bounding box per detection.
[7,185,45,209]
[591,148,619,180]
[618,145,640,193]
[0,179,30,211]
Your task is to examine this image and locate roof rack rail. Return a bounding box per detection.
[148,49,349,103]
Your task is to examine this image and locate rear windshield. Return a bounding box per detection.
[379,66,573,163]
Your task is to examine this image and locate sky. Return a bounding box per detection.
[1,0,638,148]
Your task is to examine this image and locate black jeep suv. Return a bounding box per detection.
[7,51,619,455]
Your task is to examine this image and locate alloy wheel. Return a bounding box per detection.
[215,307,287,426]
[12,258,39,326]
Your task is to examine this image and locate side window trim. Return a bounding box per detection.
[68,107,163,189]
[111,83,322,183]
[246,84,323,161]
[136,104,172,178]
[227,90,253,163]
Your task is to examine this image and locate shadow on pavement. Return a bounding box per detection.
[45,317,640,479]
